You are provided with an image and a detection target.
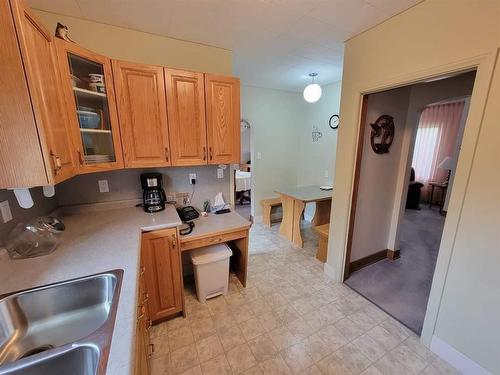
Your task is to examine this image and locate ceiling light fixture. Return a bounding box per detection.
[303,73,322,103]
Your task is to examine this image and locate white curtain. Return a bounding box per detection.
[412,100,465,201]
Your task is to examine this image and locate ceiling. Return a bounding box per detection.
[28,0,421,92]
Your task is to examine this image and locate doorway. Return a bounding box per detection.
[234,118,252,221]
[343,70,476,334]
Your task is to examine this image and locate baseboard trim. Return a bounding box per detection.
[430,336,492,375]
[349,248,401,273]
[349,250,387,273]
[387,249,400,260]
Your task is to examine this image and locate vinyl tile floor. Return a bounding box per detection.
[149,222,459,375]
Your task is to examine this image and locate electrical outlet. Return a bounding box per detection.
[0,201,12,223]
[98,180,109,193]
[257,152,262,160]
[189,173,197,184]
[217,168,224,179]
[324,170,329,178]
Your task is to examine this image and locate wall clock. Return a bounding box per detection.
[329,114,339,129]
[370,115,395,154]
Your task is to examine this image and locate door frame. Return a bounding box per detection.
[339,50,498,346]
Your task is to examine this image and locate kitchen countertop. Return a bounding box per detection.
[0,204,182,375]
[181,211,251,241]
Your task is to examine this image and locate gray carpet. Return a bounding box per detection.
[345,206,445,334]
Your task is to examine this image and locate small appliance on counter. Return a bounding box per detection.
[141,173,166,213]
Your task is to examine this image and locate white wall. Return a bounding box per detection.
[298,82,342,187]
[329,0,500,372]
[240,85,305,216]
[350,86,411,261]
[241,83,341,218]
[32,10,232,75]
[299,82,342,220]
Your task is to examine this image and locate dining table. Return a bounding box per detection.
[275,185,332,247]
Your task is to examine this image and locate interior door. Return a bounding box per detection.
[11,0,76,183]
[205,74,241,164]
[141,228,183,322]
[113,60,170,168]
[165,69,207,166]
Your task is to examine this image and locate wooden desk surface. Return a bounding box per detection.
[275,185,332,203]
[179,211,251,242]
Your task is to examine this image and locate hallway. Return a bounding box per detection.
[345,207,445,334]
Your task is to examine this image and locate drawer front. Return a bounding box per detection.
[180,229,247,251]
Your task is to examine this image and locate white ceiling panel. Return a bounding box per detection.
[28,0,421,91]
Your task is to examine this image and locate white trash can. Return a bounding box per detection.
[190,243,232,302]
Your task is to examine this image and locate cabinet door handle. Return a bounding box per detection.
[50,151,62,172]
[140,266,145,276]
[165,147,169,162]
[77,150,84,165]
[202,146,206,161]
[171,234,176,248]
[209,147,213,160]
[149,343,155,355]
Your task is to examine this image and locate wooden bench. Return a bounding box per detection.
[313,224,329,263]
[260,197,282,227]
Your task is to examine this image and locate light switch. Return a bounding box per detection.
[98,180,109,193]
[217,168,224,179]
[0,201,13,223]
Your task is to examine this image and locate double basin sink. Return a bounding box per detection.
[0,270,123,375]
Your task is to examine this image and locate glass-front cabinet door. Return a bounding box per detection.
[55,39,123,172]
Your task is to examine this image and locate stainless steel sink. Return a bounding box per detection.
[0,270,123,375]
[0,345,99,375]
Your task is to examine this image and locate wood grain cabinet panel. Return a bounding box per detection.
[141,228,183,322]
[10,0,77,184]
[1,0,78,188]
[205,74,240,164]
[113,61,171,168]
[165,69,207,166]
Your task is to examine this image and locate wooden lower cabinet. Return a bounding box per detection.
[141,228,184,322]
[135,259,152,375]
[134,305,150,375]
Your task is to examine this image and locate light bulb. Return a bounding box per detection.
[303,83,322,103]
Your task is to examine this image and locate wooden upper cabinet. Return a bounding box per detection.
[205,74,241,164]
[165,69,207,166]
[141,228,183,322]
[56,39,124,173]
[0,0,47,189]
[113,60,170,168]
[10,0,76,184]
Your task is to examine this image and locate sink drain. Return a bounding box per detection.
[19,345,54,359]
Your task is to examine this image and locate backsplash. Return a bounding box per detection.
[55,165,230,210]
[0,166,230,240]
[0,188,57,241]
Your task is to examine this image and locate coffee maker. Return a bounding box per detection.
[140,173,166,213]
